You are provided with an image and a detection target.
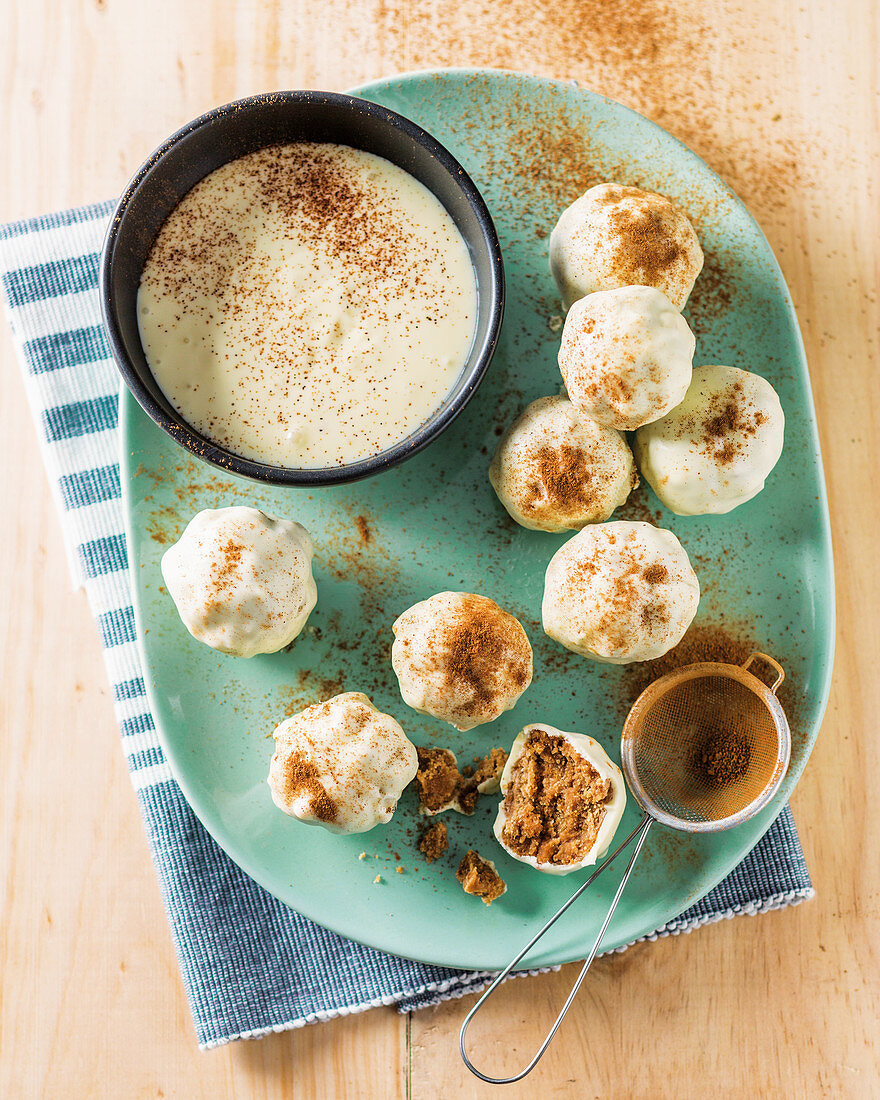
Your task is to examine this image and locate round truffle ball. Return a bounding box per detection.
[268,692,418,834]
[391,592,533,731]
[542,520,700,664]
[558,286,695,431]
[633,365,785,515]
[549,183,704,311]
[161,506,317,658]
[493,723,627,875]
[488,395,637,532]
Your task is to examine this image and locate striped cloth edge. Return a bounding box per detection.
[0,202,814,1049]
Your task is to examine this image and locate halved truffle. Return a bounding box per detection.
[494,724,626,875]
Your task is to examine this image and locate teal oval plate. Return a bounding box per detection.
[122,69,834,970]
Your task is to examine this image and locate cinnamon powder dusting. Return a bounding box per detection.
[696,380,765,465]
[213,538,243,592]
[275,752,338,823]
[525,444,600,515]
[642,563,669,585]
[599,187,687,285]
[355,514,372,545]
[445,595,531,712]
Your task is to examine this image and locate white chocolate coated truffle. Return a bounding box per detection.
[488,395,638,532]
[268,692,417,834]
[542,520,699,664]
[549,183,704,311]
[493,724,626,875]
[161,506,317,657]
[633,365,785,515]
[391,592,533,731]
[558,286,695,431]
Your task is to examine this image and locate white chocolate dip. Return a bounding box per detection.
[137,143,477,468]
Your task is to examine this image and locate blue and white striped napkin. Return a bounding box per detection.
[0,202,814,1049]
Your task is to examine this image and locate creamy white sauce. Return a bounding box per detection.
[137,143,478,468]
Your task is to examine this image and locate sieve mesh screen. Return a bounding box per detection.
[626,674,782,823]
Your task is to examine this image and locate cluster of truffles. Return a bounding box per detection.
[158,178,789,906]
[485,181,786,667]
[491,181,784,538]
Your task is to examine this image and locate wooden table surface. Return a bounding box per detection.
[1,1,878,1096]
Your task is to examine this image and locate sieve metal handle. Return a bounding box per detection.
[459,813,654,1085]
[742,652,785,693]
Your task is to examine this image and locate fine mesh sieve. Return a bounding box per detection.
[460,653,791,1085]
[621,653,790,830]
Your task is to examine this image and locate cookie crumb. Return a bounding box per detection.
[417,820,449,863]
[456,851,507,905]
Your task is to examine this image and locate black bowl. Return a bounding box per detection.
[100,90,504,486]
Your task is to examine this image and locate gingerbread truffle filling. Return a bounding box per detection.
[456,850,507,905]
[415,747,461,812]
[500,729,613,865]
[415,745,508,815]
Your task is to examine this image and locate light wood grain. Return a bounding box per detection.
[1,0,877,1096]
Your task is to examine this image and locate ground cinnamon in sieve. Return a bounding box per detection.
[693,730,751,786]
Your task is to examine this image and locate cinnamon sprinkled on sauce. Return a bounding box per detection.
[138,142,477,469]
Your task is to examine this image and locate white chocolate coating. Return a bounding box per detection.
[633,365,785,515]
[488,395,638,532]
[542,520,699,664]
[493,724,627,875]
[549,183,703,311]
[391,591,533,731]
[161,506,317,658]
[558,286,695,431]
[268,692,418,834]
